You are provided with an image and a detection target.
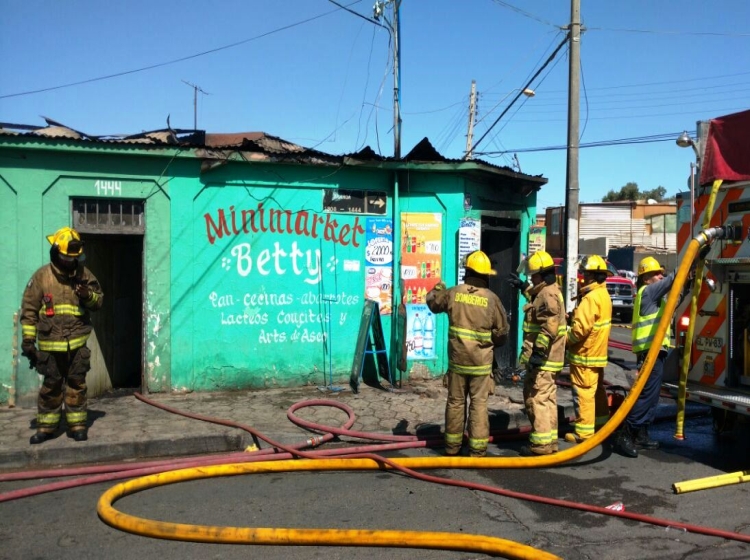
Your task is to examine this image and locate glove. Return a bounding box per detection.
[507,273,529,292]
[699,244,711,260]
[528,349,545,368]
[21,339,37,370]
[75,282,91,301]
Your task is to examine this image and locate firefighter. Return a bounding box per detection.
[513,250,567,456]
[614,256,675,458]
[426,250,509,457]
[564,255,613,444]
[20,227,103,444]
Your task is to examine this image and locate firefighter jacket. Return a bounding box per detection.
[520,280,567,372]
[21,263,103,352]
[566,281,612,367]
[632,270,676,355]
[426,279,509,376]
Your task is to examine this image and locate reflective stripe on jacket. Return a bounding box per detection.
[520,281,567,372]
[566,282,612,367]
[21,263,103,351]
[631,271,675,354]
[427,281,509,376]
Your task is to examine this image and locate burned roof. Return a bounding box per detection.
[0,118,547,186]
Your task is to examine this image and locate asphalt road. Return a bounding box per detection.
[2,411,749,560]
[2,324,748,559]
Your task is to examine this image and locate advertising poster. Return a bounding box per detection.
[458,216,481,284]
[400,212,442,304]
[528,226,546,254]
[405,303,437,360]
[364,217,393,315]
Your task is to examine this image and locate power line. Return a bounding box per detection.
[587,26,750,37]
[490,0,560,28]
[475,131,688,155]
[0,0,366,100]
[471,32,569,153]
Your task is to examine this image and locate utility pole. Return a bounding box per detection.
[392,0,402,159]
[182,80,210,130]
[563,0,581,314]
[464,80,478,160]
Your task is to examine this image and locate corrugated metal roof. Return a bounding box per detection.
[0,119,547,185]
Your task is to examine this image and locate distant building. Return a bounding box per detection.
[544,201,677,260]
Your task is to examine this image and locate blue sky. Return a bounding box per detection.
[1,1,748,211]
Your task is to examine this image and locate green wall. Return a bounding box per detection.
[0,142,176,403]
[170,163,396,390]
[1,137,542,403]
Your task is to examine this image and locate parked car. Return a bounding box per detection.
[553,257,635,322]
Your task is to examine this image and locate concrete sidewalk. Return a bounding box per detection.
[0,364,635,471]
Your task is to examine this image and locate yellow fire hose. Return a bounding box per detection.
[675,179,723,439]
[674,470,750,494]
[98,234,716,558]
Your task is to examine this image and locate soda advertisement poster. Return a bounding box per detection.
[458,215,481,284]
[405,303,436,360]
[400,212,442,305]
[364,217,393,315]
[528,226,546,254]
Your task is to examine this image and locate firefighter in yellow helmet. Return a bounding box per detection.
[564,255,613,444]
[512,250,567,455]
[427,250,509,457]
[20,227,103,444]
[613,255,674,458]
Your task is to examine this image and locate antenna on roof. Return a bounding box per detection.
[182,80,210,130]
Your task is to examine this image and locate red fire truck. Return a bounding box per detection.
[669,109,750,427]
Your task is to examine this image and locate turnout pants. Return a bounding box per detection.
[444,372,493,456]
[523,368,558,452]
[627,349,668,429]
[569,364,608,439]
[35,346,91,434]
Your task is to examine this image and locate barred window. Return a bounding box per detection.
[72,199,145,233]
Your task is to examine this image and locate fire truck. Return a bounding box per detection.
[668,108,750,428]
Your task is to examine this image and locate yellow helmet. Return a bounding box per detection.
[464,250,496,276]
[579,255,613,276]
[46,227,84,258]
[523,250,555,276]
[638,256,664,277]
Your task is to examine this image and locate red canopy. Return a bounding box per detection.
[700,109,750,185]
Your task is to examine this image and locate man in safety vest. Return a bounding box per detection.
[564,255,613,444]
[514,250,567,456]
[427,250,509,457]
[614,256,674,458]
[20,227,103,444]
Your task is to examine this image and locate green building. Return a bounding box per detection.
[0,123,546,407]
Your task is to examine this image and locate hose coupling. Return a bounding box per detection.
[306,436,324,448]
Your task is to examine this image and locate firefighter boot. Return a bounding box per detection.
[613,424,638,458]
[29,432,53,445]
[634,425,659,450]
[71,429,88,442]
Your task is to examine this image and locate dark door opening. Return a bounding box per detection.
[481,217,520,371]
[81,233,143,389]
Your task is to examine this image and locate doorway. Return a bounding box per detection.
[481,216,521,370]
[80,233,144,391]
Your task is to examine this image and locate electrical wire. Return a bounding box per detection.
[490,0,560,29]
[475,130,686,156]
[471,33,569,153]
[0,0,367,100]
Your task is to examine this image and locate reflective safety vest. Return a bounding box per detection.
[631,285,671,354]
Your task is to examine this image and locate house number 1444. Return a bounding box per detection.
[95,180,122,196]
